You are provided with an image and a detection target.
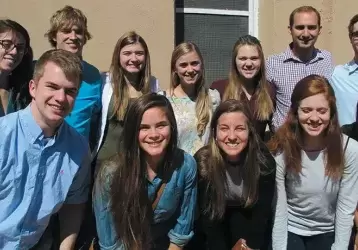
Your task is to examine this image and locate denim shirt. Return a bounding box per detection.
[93,149,197,250]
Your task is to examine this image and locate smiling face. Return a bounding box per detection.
[235,45,261,80]
[174,51,202,86]
[120,43,145,74]
[0,30,26,73]
[216,111,249,161]
[298,93,330,139]
[54,25,85,56]
[350,21,358,54]
[29,61,79,129]
[139,107,171,161]
[289,11,321,50]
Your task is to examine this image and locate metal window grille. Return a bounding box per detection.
[175,0,256,85]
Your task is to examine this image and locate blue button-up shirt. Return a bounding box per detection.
[0,105,91,249]
[93,149,197,250]
[64,60,102,140]
[331,60,358,126]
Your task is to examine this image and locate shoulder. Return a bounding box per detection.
[98,159,118,183]
[81,61,102,90]
[332,63,350,78]
[101,72,112,90]
[208,88,221,107]
[211,78,228,89]
[266,51,286,65]
[343,134,358,160]
[273,152,286,172]
[176,148,197,177]
[341,123,356,139]
[82,60,101,75]
[193,146,211,176]
[317,49,332,59]
[0,111,19,139]
[194,145,210,162]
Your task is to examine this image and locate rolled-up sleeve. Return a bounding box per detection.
[168,154,197,247]
[65,150,91,204]
[93,164,124,250]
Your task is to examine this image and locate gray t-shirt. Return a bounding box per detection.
[272,135,358,250]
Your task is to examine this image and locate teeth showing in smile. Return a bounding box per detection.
[147,142,161,146]
[226,142,239,148]
[49,104,64,111]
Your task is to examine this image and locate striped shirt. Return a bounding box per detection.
[266,44,334,130]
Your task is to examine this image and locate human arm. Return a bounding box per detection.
[331,138,358,250]
[59,150,91,249]
[93,162,124,250]
[167,154,198,248]
[271,155,288,250]
[245,148,276,249]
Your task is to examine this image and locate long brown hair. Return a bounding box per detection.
[170,42,212,137]
[267,75,344,178]
[223,35,273,121]
[110,31,152,120]
[98,93,179,249]
[195,99,272,220]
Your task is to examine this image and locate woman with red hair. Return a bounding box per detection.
[269,75,358,250]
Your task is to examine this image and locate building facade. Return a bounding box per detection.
[1,0,357,89]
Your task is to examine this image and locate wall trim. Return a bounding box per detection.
[249,0,259,37]
[175,7,249,16]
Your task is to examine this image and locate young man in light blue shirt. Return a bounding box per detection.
[331,14,358,126]
[0,49,90,249]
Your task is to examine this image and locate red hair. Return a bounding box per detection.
[268,75,343,178]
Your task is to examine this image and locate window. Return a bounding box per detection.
[175,0,258,85]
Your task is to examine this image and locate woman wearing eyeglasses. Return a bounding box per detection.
[0,19,33,116]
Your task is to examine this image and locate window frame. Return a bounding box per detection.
[175,0,259,37]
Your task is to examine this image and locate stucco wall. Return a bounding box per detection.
[0,0,175,88]
[259,0,358,65]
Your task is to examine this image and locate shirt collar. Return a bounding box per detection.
[19,104,64,145]
[283,43,324,63]
[345,60,358,74]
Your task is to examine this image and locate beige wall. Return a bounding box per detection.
[259,0,358,64]
[0,0,175,88]
[3,0,357,88]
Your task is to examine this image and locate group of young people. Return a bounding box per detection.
[1,4,358,250]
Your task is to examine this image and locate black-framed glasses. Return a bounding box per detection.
[0,39,27,54]
[351,31,358,38]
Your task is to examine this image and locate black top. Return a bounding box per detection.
[342,122,358,142]
[193,143,276,250]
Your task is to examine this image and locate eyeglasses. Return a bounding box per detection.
[351,31,358,38]
[0,39,27,54]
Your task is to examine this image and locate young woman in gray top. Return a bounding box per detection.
[268,74,358,250]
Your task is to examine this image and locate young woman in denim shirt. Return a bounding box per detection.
[189,99,276,250]
[93,93,197,250]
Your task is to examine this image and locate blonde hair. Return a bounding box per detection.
[110,31,152,120]
[33,49,82,86]
[223,35,274,121]
[170,42,212,137]
[45,5,92,47]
